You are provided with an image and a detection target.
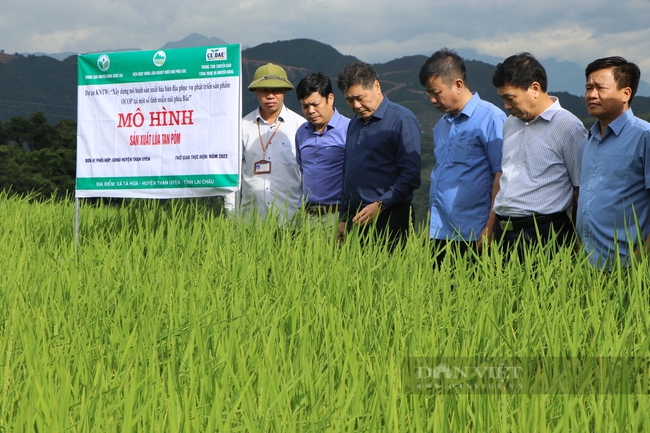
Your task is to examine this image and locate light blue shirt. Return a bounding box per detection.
[577,109,650,267]
[429,93,505,240]
[295,109,350,205]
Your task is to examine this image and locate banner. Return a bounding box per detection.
[76,45,241,198]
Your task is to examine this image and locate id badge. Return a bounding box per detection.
[254,159,271,175]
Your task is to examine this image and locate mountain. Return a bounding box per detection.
[3,36,650,126]
[12,33,229,63]
[0,54,78,121]
[240,39,360,119]
[457,48,650,98]
[160,33,228,49]
[19,51,77,62]
[243,38,358,78]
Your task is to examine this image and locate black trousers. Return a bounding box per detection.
[346,201,413,252]
[430,239,477,268]
[493,212,576,261]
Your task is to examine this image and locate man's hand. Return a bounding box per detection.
[633,232,650,260]
[337,221,347,243]
[476,223,494,251]
[352,201,382,226]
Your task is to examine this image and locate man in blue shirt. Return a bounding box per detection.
[336,61,421,249]
[295,73,350,226]
[419,48,505,265]
[577,56,650,267]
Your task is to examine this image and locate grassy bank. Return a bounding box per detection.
[0,194,648,431]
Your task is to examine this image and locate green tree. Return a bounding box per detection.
[0,112,76,198]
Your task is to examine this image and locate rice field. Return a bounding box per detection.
[0,193,649,431]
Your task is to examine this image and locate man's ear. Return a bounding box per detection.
[621,86,632,105]
[529,82,542,98]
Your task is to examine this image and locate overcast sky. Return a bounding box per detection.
[2,0,650,77]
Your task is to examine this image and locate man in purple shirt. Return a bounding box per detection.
[295,73,350,226]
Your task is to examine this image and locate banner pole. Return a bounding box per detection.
[75,198,80,252]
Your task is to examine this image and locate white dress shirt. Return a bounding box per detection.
[225,105,304,222]
[494,97,586,217]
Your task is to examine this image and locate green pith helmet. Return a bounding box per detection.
[248,63,294,92]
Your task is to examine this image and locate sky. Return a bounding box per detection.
[2,0,650,79]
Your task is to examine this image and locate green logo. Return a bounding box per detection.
[153,51,166,67]
[97,54,110,72]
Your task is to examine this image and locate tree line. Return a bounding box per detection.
[0,112,76,198]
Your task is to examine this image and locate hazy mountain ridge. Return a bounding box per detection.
[457,48,650,98]
[2,35,650,125]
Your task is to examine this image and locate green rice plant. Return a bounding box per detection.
[0,193,648,431]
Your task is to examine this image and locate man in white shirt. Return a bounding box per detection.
[491,53,587,258]
[226,63,305,222]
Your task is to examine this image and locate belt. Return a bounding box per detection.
[496,212,566,231]
[305,203,339,215]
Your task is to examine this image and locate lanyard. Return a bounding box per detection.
[257,118,283,156]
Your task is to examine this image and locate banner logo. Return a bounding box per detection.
[97,54,110,72]
[206,48,227,62]
[153,51,166,67]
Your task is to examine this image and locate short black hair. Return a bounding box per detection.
[492,52,548,92]
[296,72,333,101]
[585,56,640,105]
[418,48,466,87]
[337,61,379,93]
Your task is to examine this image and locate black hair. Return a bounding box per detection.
[296,72,333,100]
[418,48,466,87]
[585,56,640,105]
[337,61,379,93]
[492,52,548,92]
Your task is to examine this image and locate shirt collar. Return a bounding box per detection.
[304,108,343,133]
[536,96,562,123]
[444,92,480,122]
[358,95,389,121]
[255,104,288,126]
[588,108,633,140]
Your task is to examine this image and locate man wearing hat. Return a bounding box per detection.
[226,63,305,223]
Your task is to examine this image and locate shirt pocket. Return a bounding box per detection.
[598,154,631,189]
[448,136,472,163]
[273,139,298,166]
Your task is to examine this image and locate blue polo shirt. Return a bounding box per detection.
[295,109,350,205]
[429,93,505,240]
[339,96,421,217]
[577,109,650,267]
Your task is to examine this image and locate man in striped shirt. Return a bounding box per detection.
[491,53,587,258]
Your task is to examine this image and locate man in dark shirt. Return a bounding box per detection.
[336,61,422,249]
